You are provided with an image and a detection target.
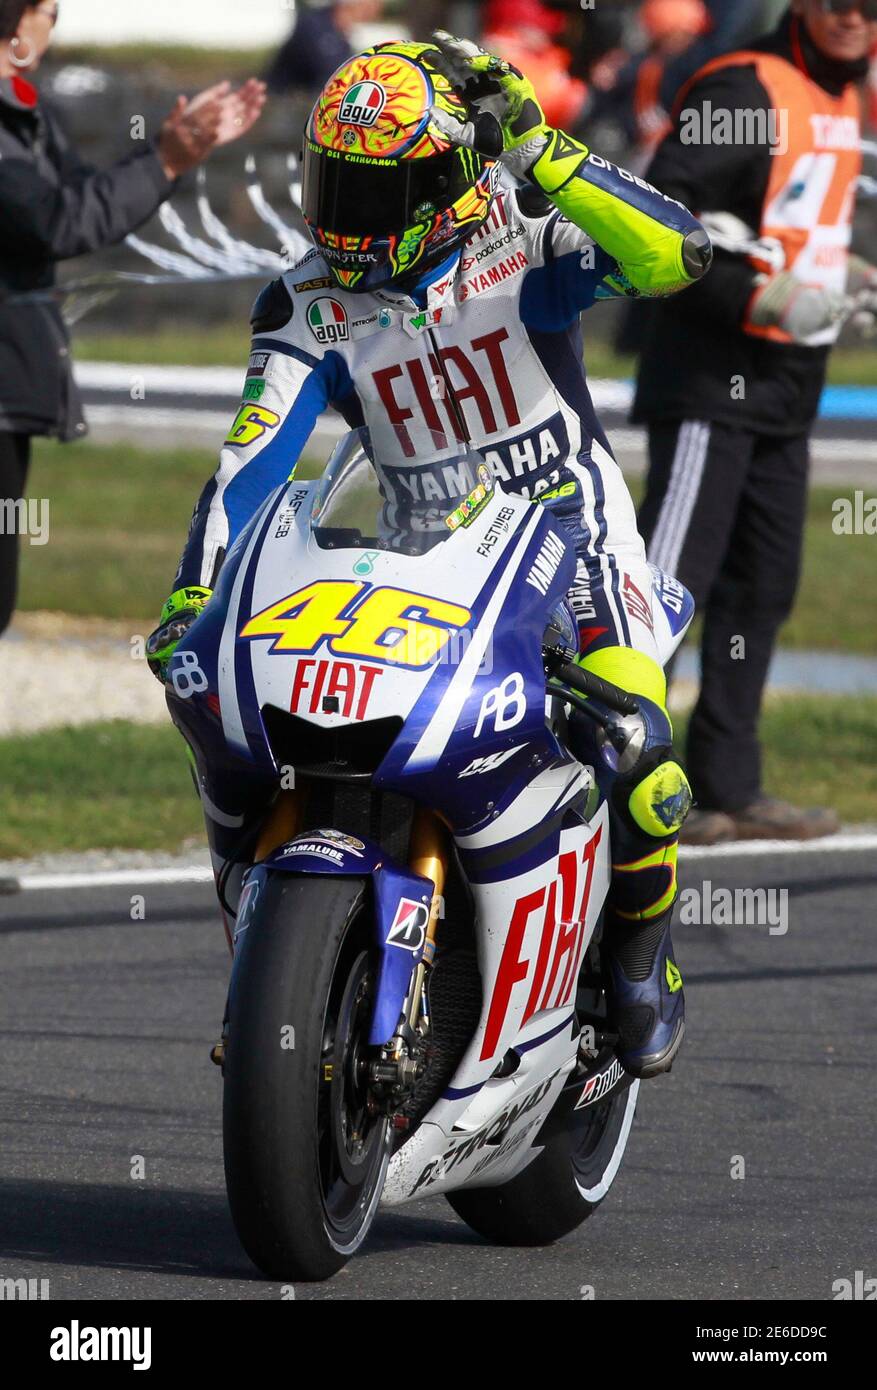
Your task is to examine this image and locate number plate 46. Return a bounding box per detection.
[240,579,471,670]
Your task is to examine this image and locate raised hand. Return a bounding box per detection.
[428,30,549,173]
[158,78,267,180]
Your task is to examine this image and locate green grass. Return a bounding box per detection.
[74,327,252,368]
[74,330,877,386]
[623,476,877,656]
[583,341,877,387]
[18,442,877,652]
[19,443,215,621]
[1,696,873,858]
[784,489,876,653]
[673,695,877,825]
[0,722,203,859]
[824,347,877,386]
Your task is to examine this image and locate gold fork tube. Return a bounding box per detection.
[254,788,306,863]
[405,808,450,1030]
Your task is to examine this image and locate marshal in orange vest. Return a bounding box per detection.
[677,47,862,346]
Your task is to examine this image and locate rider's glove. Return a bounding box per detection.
[429,30,551,179]
[146,585,213,684]
[749,271,849,344]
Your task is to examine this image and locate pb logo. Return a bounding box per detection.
[474,672,527,738]
[339,81,385,127]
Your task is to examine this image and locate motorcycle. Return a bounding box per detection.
[165,427,693,1280]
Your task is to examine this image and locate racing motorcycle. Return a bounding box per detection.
[165,428,692,1281]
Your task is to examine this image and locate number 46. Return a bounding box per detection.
[240,579,471,669]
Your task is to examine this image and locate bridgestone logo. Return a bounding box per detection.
[575,1057,625,1109]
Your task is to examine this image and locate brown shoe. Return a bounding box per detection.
[729,797,840,842]
[679,807,737,846]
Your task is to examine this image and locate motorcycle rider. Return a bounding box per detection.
[148,34,712,1079]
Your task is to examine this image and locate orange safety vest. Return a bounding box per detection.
[678,48,862,345]
[634,56,673,155]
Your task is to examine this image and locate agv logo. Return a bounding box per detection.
[307,298,349,345]
[339,81,385,127]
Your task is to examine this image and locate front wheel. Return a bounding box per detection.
[222,875,390,1281]
[446,1079,639,1246]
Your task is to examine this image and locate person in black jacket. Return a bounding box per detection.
[633,0,877,844]
[265,1,384,94]
[0,0,266,636]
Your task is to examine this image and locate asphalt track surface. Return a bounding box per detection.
[1,846,874,1302]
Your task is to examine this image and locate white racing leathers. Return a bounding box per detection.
[176,188,688,667]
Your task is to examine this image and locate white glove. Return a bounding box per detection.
[847,255,877,339]
[428,31,551,179]
[750,271,850,344]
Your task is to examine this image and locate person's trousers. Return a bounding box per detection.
[638,420,809,812]
[0,432,31,638]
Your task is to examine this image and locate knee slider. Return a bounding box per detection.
[617,750,692,839]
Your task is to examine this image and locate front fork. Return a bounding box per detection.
[404,807,450,1031]
[365,807,450,1124]
[215,790,449,1081]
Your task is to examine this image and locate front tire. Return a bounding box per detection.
[446,1079,639,1246]
[223,875,390,1281]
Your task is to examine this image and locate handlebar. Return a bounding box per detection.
[545,655,641,718]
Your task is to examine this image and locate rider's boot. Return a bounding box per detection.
[603,903,685,1078]
[569,646,691,1080]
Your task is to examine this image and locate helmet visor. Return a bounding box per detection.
[301,140,482,238]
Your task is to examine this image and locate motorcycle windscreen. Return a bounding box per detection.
[310,426,496,556]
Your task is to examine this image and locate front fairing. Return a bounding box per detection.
[167,434,579,835]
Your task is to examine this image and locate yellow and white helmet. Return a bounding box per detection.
[301,42,497,293]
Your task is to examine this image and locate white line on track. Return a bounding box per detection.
[9,866,214,893]
[2,833,876,894]
[679,832,877,860]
